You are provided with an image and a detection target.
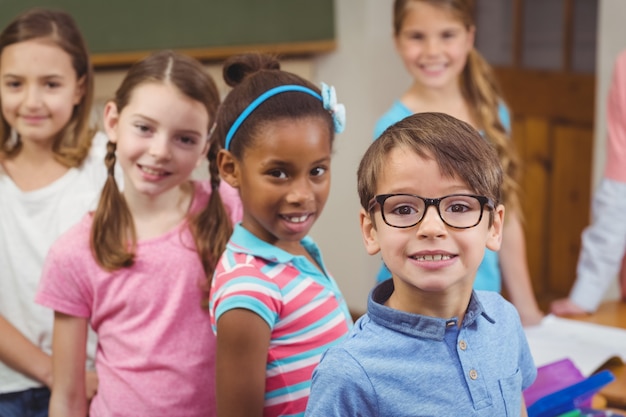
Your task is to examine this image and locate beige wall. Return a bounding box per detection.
[93,60,312,128]
[310,0,407,312]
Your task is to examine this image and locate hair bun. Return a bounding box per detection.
[222,53,281,87]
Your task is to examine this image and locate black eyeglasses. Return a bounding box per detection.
[368,193,495,229]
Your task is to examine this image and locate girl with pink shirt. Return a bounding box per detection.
[35,50,242,417]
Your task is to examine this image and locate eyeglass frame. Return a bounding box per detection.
[367,193,496,230]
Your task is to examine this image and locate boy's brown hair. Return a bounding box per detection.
[357,112,503,224]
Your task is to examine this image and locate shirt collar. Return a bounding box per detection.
[228,223,320,264]
[367,279,495,340]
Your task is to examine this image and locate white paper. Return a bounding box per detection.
[524,314,626,376]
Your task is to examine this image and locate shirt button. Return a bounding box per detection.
[459,340,467,350]
[469,369,478,380]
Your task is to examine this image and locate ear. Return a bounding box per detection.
[196,138,210,167]
[217,149,240,189]
[360,208,381,256]
[103,101,120,144]
[486,204,504,251]
[393,32,402,56]
[467,24,476,48]
[73,76,86,106]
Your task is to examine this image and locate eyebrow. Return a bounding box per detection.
[2,73,66,80]
[130,114,205,137]
[261,155,331,170]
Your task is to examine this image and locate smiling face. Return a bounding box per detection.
[104,82,209,203]
[0,38,84,147]
[394,1,474,92]
[221,116,332,254]
[361,146,503,311]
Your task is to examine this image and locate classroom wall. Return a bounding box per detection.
[92,0,621,312]
[310,0,407,312]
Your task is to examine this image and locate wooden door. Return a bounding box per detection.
[473,0,598,307]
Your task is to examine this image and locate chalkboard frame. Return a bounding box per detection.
[0,1,336,68]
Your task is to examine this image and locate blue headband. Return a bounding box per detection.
[224,83,345,151]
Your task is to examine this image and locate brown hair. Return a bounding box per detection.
[91,50,223,279]
[206,52,335,278]
[358,112,502,225]
[392,0,521,213]
[0,8,94,167]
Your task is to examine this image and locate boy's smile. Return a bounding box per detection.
[360,146,504,317]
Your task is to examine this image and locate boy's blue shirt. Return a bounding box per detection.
[305,279,537,417]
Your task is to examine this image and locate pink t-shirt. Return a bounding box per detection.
[36,180,242,417]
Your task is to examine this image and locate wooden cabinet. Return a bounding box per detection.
[502,69,594,305]
[474,0,598,307]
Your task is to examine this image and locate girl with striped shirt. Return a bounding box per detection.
[208,53,352,417]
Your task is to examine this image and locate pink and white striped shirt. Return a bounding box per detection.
[210,224,352,417]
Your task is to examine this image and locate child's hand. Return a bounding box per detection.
[85,370,98,401]
[550,298,589,316]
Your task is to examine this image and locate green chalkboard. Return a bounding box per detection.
[0,1,335,66]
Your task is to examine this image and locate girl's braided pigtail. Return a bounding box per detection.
[90,141,136,269]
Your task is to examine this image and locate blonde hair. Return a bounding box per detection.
[0,8,94,167]
[393,0,521,213]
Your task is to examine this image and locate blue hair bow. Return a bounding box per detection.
[321,82,346,134]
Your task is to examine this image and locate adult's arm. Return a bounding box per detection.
[551,179,626,313]
[551,50,626,315]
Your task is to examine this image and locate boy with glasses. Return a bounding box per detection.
[305,112,536,417]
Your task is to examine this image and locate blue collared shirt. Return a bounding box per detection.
[305,279,537,417]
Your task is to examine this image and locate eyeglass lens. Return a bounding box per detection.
[381,194,484,228]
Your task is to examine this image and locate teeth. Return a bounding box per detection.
[286,215,308,223]
[141,166,165,176]
[422,64,445,71]
[414,254,452,261]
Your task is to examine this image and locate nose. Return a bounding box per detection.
[416,205,446,238]
[286,176,314,205]
[424,37,440,56]
[148,136,172,161]
[24,85,43,109]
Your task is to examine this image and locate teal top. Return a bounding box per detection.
[372,101,511,292]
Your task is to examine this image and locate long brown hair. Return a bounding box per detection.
[393,0,521,213]
[91,50,223,277]
[205,52,335,283]
[0,8,94,167]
